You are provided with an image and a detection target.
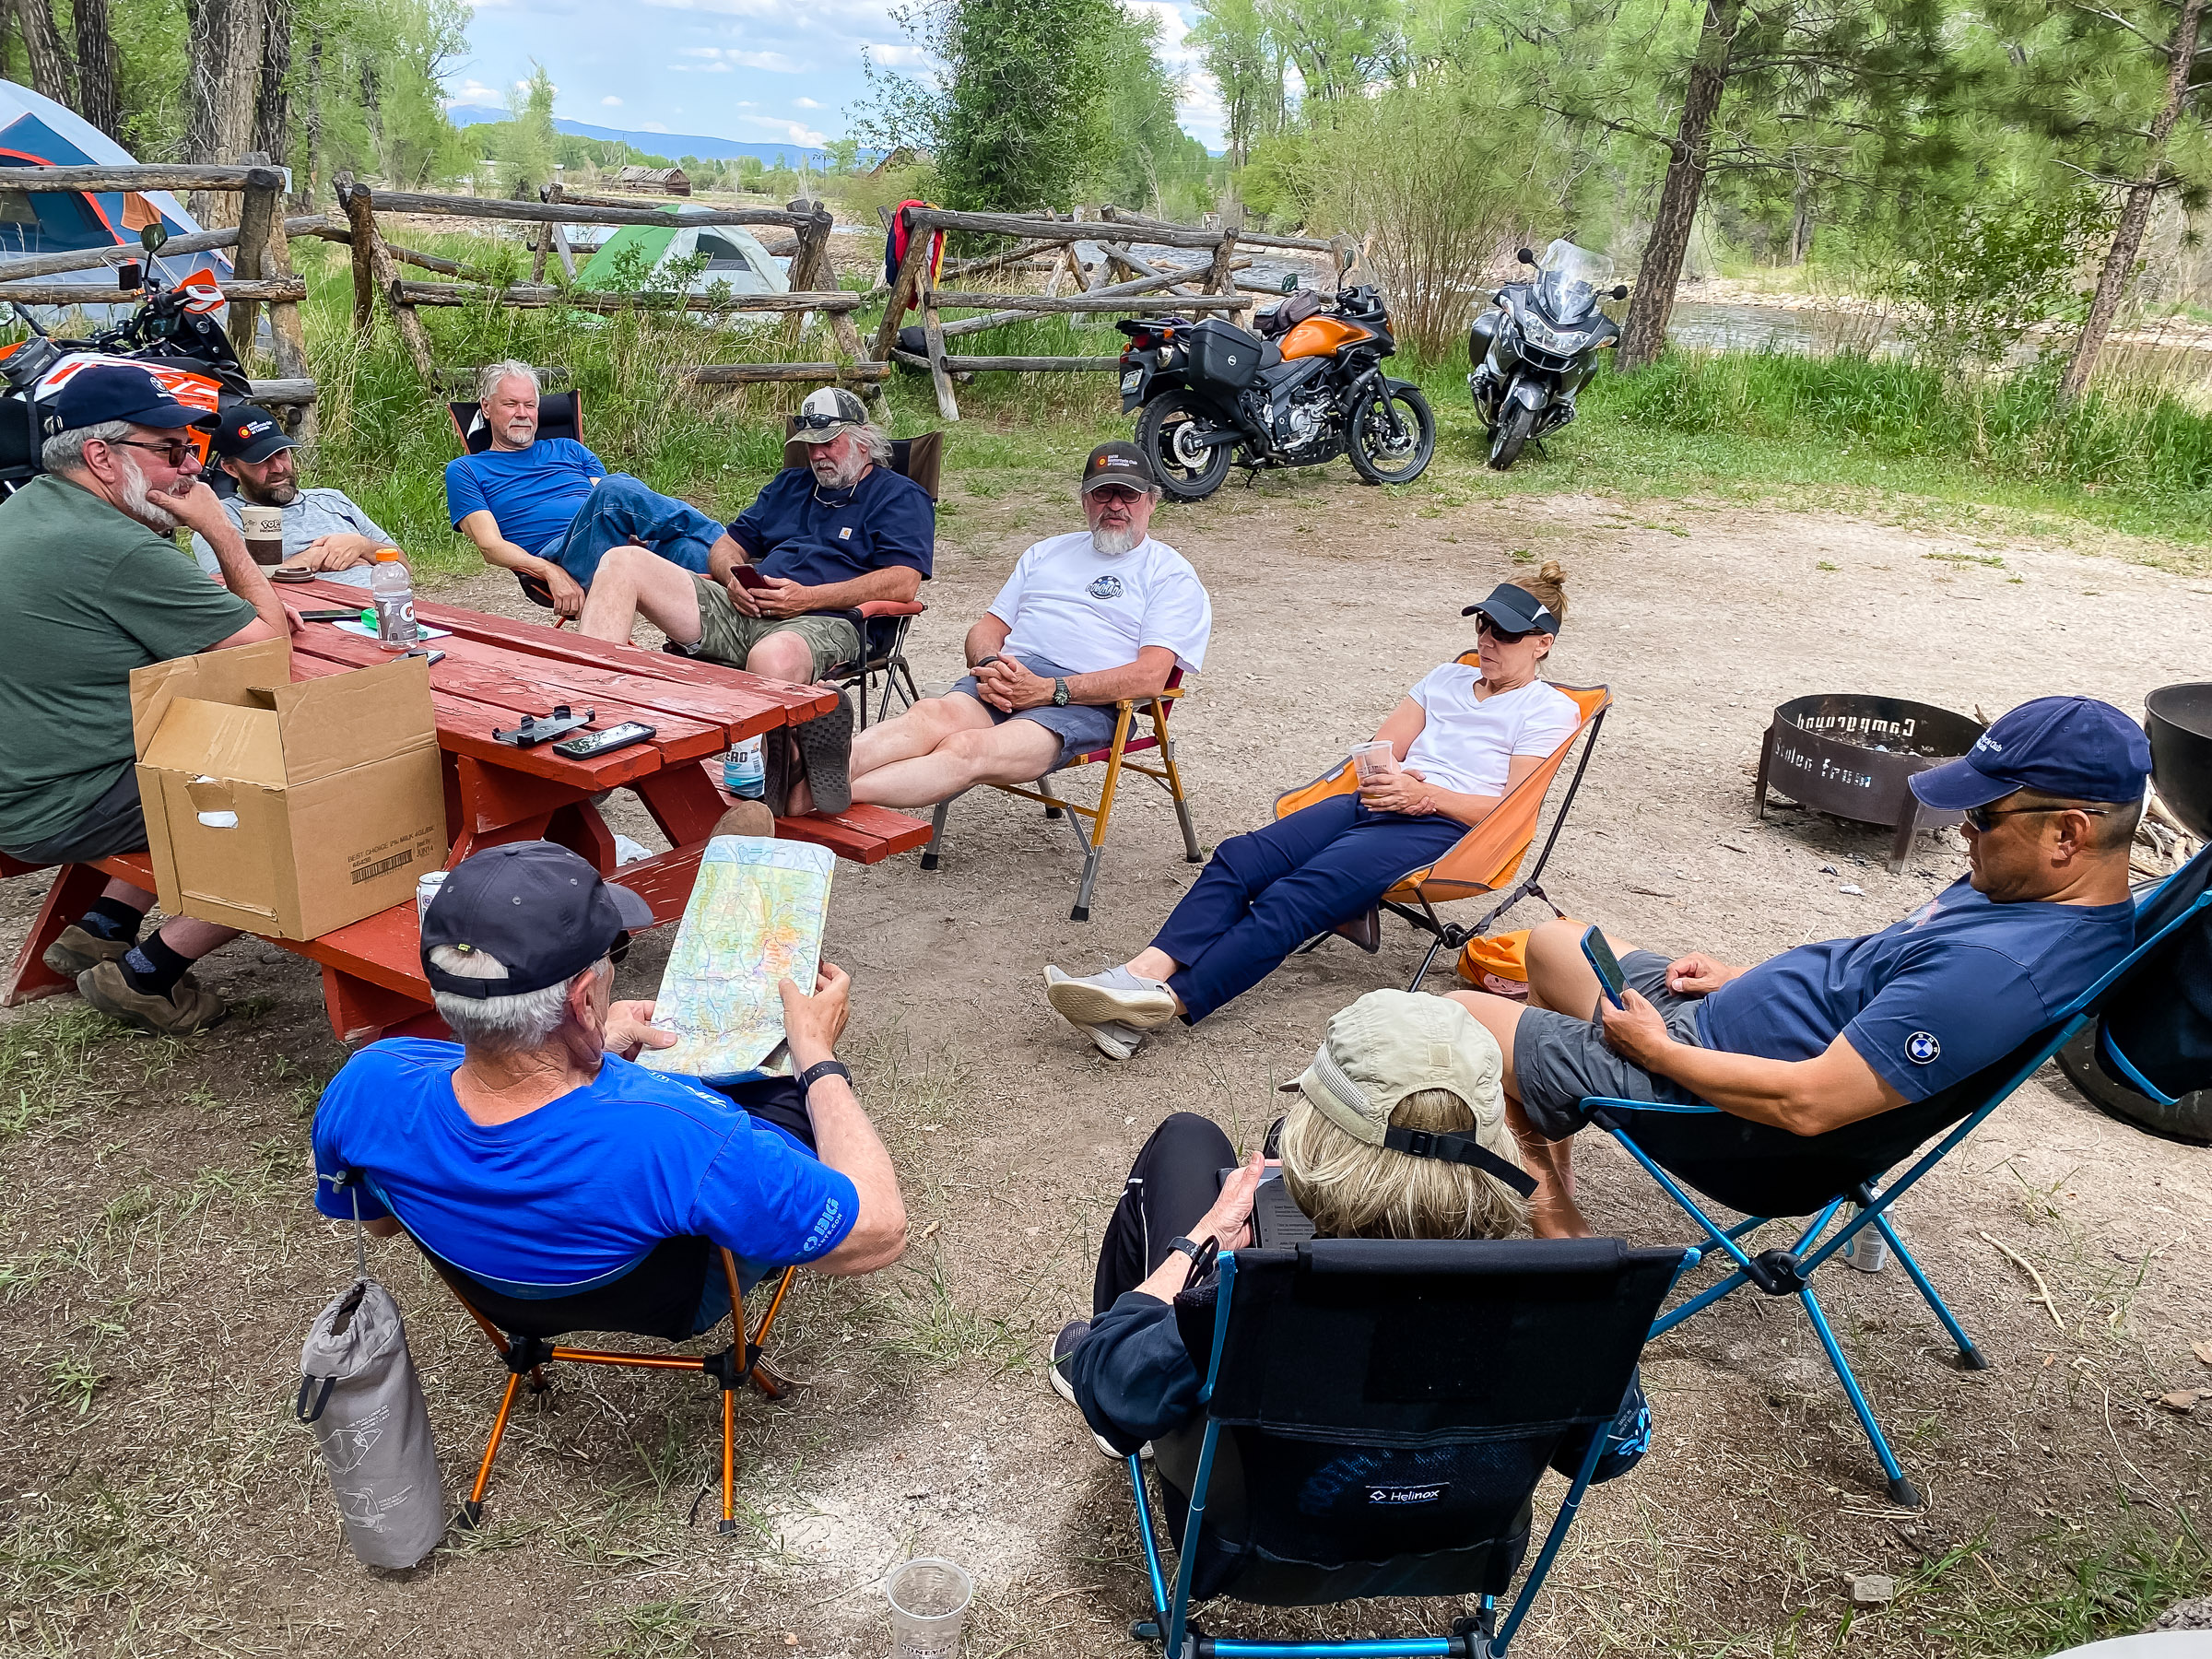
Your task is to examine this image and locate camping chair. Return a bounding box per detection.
[1126,1237,1696,1658]
[378,1185,800,1536]
[919,667,1201,922]
[1274,674,1609,988]
[448,390,588,624]
[1581,843,2212,1508]
[777,425,943,731]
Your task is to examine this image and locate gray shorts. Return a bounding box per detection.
[1513,948,1709,1139]
[4,764,147,865]
[949,652,1120,768]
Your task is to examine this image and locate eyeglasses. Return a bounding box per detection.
[104,437,196,467]
[793,413,851,432]
[1476,615,1535,644]
[1088,485,1147,505]
[1961,804,2112,832]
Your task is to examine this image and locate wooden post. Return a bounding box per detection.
[341,181,435,383]
[783,199,831,351]
[336,172,375,335]
[230,154,281,371]
[921,263,959,422]
[549,222,577,280]
[1206,229,1247,330]
[870,209,935,361]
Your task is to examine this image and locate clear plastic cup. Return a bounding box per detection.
[1351,740,1397,782]
[885,1557,973,1658]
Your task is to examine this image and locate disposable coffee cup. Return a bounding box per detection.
[237,503,284,566]
[1351,740,1397,782]
[885,1557,973,1659]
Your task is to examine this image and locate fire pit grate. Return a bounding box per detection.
[1756,694,1986,873]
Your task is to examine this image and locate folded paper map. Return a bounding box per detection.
[640,836,834,1083]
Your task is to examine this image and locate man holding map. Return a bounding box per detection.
[310,841,908,1330]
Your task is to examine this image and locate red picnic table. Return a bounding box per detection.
[0,578,931,1043]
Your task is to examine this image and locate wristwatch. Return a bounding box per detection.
[1052,677,1071,707]
[796,1059,852,1094]
[1165,1235,1205,1265]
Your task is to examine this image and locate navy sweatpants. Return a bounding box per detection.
[1151,793,1465,1023]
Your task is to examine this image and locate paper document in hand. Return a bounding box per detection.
[641,836,834,1082]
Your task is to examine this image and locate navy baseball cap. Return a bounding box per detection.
[1910,695,2152,812]
[50,364,218,434]
[211,404,296,463]
[420,841,653,998]
[1081,441,1157,493]
[1462,582,1561,637]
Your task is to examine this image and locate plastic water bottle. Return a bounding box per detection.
[370,547,418,650]
[724,735,765,799]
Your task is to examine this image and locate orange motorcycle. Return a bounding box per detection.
[1115,282,1434,501]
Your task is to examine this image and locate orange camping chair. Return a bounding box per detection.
[387,1203,800,1538]
[447,389,587,627]
[1273,672,1610,987]
[920,667,1202,922]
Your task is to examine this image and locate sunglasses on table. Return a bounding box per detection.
[103,436,198,467]
[1960,803,2112,832]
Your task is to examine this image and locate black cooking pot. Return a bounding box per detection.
[2147,682,2212,840]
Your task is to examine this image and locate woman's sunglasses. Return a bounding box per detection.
[1961,803,2112,833]
[1476,615,1535,644]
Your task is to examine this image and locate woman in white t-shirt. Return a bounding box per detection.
[1044,564,1584,1060]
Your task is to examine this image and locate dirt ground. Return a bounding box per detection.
[4,454,2210,1658]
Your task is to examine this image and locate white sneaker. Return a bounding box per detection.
[1044,964,1177,1030]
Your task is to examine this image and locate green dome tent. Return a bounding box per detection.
[573,206,792,325]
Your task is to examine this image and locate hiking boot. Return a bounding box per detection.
[793,688,854,816]
[1044,963,1177,1030]
[712,799,777,840]
[41,924,133,980]
[76,959,226,1036]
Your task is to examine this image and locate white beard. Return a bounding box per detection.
[1090,524,1144,557]
[114,451,181,533]
[810,447,870,491]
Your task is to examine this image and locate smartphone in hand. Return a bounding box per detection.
[732,565,771,591]
[1581,925,1630,1010]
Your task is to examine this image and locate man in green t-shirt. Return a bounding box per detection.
[0,365,291,1036]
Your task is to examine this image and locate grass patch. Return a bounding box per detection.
[0,1003,132,1141]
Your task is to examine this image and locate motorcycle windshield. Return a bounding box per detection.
[1534,240,1613,325]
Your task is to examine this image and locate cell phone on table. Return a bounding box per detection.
[297,607,360,622]
[1581,924,1630,1010]
[731,565,771,591]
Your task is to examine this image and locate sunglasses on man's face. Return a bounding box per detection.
[1961,803,2112,833]
[106,436,197,468]
[1089,485,1146,505]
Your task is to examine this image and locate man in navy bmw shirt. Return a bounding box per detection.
[312,842,907,1326]
[1448,695,2150,1237]
[578,385,934,688]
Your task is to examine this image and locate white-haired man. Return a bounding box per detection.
[785,441,1210,815]
[577,386,934,688]
[446,359,746,618]
[0,365,292,1035]
[311,841,908,1325]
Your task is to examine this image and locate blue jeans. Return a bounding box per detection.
[544,474,723,588]
[1151,793,1466,1023]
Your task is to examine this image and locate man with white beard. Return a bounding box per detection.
[0,364,293,1035]
[782,442,1211,818]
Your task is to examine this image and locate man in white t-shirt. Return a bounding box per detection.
[1043,578,1584,1059]
[791,442,1211,814]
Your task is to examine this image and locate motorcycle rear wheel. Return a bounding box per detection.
[1136,394,1235,501]
[1488,401,1535,471]
[1347,384,1435,486]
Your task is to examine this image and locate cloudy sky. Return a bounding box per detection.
[451,0,1225,152]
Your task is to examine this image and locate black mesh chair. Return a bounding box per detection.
[447,391,586,620]
[390,1206,798,1537]
[1127,1237,1692,1658]
[1585,843,2212,1507]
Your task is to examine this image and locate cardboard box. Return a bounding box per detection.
[131,638,447,940]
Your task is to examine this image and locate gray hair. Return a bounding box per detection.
[856,421,893,465]
[41,418,132,475]
[428,944,606,1054]
[477,359,540,404]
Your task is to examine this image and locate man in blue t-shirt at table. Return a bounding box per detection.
[311,841,908,1324]
[577,385,933,690]
[445,359,746,618]
[1448,696,2151,1238]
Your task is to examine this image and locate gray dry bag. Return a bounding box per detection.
[297,1270,444,1569]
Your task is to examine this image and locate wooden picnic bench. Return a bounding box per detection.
[1,579,930,1043]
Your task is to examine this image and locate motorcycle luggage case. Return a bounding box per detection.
[1188,319,1265,390]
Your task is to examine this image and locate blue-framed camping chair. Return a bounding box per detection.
[1581,845,2212,1508]
[1126,1237,1696,1658]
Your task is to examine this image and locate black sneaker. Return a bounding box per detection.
[1049,1319,1088,1406]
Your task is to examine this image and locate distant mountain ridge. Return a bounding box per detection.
[445,106,833,168]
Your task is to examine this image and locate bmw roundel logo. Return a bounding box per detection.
[1905,1031,1941,1065]
[1088,574,1124,600]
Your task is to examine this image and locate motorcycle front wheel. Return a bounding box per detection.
[1136,394,1235,501]
[1488,401,1536,471]
[1347,384,1436,486]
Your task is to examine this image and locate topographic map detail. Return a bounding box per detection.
[640,836,834,1082]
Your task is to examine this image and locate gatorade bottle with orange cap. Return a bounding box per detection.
[369,547,418,650]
